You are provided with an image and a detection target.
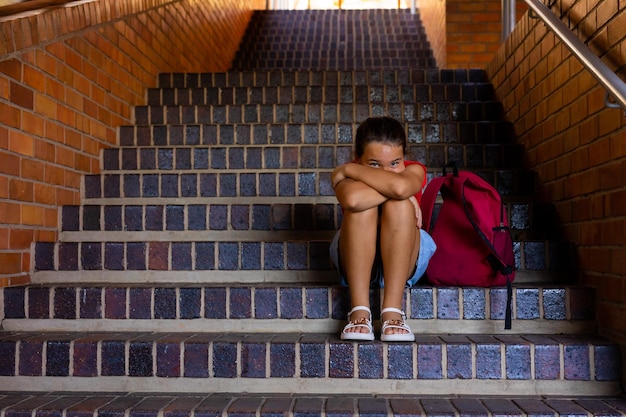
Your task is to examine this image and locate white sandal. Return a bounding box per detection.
[380,307,415,342]
[340,306,375,341]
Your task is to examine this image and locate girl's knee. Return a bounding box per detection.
[343,206,379,222]
[381,198,413,217]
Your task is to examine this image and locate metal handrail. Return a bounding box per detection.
[524,0,626,112]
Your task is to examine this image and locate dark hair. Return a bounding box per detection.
[354,117,407,158]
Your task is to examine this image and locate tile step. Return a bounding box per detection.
[144,87,497,106]
[146,82,496,101]
[32,237,570,277]
[60,202,341,233]
[118,123,516,147]
[229,61,438,72]
[103,144,352,171]
[2,284,596,332]
[0,317,595,335]
[155,69,489,89]
[100,144,525,172]
[134,103,505,125]
[131,104,505,125]
[79,169,537,200]
[0,332,620,396]
[28,269,567,286]
[1,393,625,415]
[234,46,433,55]
[57,200,550,236]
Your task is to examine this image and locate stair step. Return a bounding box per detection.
[2,284,596,334]
[119,122,516,147]
[57,200,546,234]
[145,85,496,106]
[55,200,565,241]
[245,21,429,35]
[81,170,335,199]
[80,169,536,199]
[2,393,625,417]
[32,239,333,273]
[60,202,340,232]
[0,332,620,395]
[234,45,433,55]
[32,235,572,278]
[131,103,505,125]
[156,69,489,89]
[102,144,525,172]
[229,60,438,71]
[103,144,353,171]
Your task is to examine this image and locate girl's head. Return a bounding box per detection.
[354,117,407,159]
[354,117,408,172]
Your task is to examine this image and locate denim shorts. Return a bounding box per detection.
[329,228,437,288]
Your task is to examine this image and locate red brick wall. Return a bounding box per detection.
[421,0,527,68]
[0,0,253,287]
[487,0,626,342]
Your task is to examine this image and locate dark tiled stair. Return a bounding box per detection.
[1,7,623,416]
[1,284,597,332]
[0,332,620,394]
[230,9,437,70]
[1,394,626,417]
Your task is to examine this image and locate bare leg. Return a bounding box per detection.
[339,206,378,333]
[379,199,420,335]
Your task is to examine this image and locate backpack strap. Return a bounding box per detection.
[460,180,512,274]
[421,175,446,232]
[460,179,515,330]
[421,163,459,232]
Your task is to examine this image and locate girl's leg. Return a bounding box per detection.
[339,206,378,333]
[379,198,420,335]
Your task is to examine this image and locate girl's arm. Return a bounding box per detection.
[333,177,389,212]
[339,163,425,200]
[332,163,425,212]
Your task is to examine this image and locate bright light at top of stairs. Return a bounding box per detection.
[291,0,415,9]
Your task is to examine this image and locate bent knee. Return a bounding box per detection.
[381,198,414,213]
[342,205,379,224]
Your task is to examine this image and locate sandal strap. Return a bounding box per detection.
[382,319,411,332]
[343,318,372,332]
[381,307,405,318]
[346,305,372,326]
[349,305,372,317]
[381,307,411,333]
[343,306,373,334]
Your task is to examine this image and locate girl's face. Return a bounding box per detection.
[357,142,405,173]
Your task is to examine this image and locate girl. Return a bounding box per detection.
[330,116,436,342]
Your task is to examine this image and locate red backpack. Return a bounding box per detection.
[421,165,516,329]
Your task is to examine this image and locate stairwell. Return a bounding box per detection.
[1,7,625,416]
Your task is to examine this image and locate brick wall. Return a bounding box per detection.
[423,0,527,68]
[0,0,253,287]
[487,0,626,343]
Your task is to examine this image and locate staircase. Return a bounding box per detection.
[1,8,625,416]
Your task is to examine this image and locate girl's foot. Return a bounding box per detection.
[380,307,415,342]
[340,306,375,341]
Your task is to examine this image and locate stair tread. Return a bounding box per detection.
[130,109,507,125]
[0,330,620,395]
[0,392,625,416]
[157,69,489,88]
[1,283,596,332]
[0,330,616,341]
